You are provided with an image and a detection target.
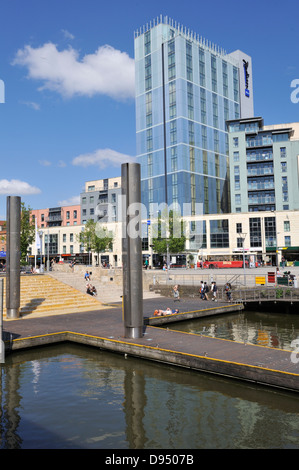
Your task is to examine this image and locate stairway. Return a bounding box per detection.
[2,274,105,319]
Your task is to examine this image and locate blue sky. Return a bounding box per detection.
[1,0,299,217]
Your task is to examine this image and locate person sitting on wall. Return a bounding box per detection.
[172,284,180,301]
[84,271,91,281]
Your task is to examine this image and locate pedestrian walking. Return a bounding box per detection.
[211,281,218,301]
[225,282,232,302]
[203,282,209,300]
[199,281,205,299]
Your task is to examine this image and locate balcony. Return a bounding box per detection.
[247,182,275,191]
[246,136,273,148]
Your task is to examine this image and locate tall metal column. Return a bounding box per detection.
[6,196,21,319]
[121,163,143,339]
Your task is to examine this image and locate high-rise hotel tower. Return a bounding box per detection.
[134,15,254,218]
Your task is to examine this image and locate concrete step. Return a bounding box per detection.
[2,274,105,318]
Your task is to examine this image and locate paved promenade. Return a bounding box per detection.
[2,268,299,392]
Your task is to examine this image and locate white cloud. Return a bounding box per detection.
[20,100,40,110]
[57,195,80,206]
[12,42,135,100]
[72,148,135,169]
[57,160,66,167]
[39,159,52,166]
[61,29,75,40]
[0,179,41,195]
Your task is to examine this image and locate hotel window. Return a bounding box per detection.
[233,151,239,162]
[224,98,229,122]
[169,81,176,119]
[90,208,94,215]
[236,223,242,233]
[235,194,241,206]
[63,246,66,254]
[82,197,86,205]
[201,125,207,149]
[70,233,73,242]
[212,93,218,128]
[186,40,193,81]
[70,245,73,254]
[111,193,116,203]
[280,147,286,158]
[171,146,177,172]
[282,176,288,201]
[145,55,152,91]
[146,128,153,151]
[234,166,240,190]
[63,234,66,242]
[170,121,177,145]
[210,219,229,248]
[200,88,206,124]
[211,55,217,92]
[222,61,228,97]
[66,211,70,219]
[284,220,290,232]
[214,130,219,153]
[168,39,175,80]
[233,137,239,148]
[146,91,152,127]
[281,161,287,172]
[249,217,262,247]
[41,214,44,222]
[284,236,291,246]
[233,67,239,102]
[187,82,194,120]
[199,48,205,87]
[88,185,95,191]
[144,30,151,55]
[73,210,77,219]
[89,196,94,204]
[189,121,195,145]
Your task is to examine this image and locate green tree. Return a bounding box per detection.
[20,202,35,265]
[77,219,114,263]
[151,209,186,255]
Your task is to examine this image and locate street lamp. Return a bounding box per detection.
[240,232,247,285]
[39,230,43,272]
[271,210,279,267]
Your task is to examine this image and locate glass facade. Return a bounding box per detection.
[135,17,251,218]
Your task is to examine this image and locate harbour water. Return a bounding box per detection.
[1,311,299,450]
[166,310,299,350]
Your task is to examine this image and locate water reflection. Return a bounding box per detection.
[1,343,299,449]
[167,311,299,350]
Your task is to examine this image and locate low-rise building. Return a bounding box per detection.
[80,177,121,224]
[28,209,299,269]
